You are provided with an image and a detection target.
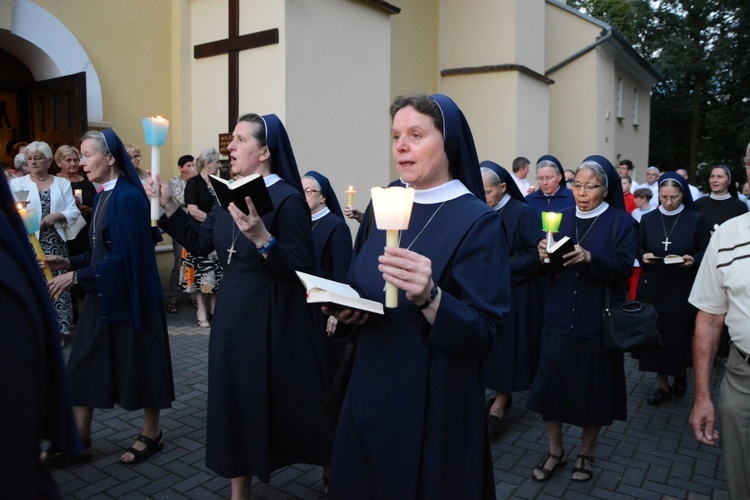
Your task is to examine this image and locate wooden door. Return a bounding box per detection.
[28,72,87,154]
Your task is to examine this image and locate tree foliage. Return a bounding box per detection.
[569,0,750,186]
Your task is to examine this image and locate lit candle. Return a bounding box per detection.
[370,186,416,308]
[18,204,53,281]
[345,185,357,207]
[541,211,563,261]
[74,189,83,203]
[142,115,170,226]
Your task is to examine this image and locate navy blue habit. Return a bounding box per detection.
[525,154,575,224]
[329,95,509,500]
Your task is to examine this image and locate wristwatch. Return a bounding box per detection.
[257,235,277,254]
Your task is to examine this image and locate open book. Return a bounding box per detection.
[296,271,384,315]
[547,235,575,273]
[209,174,274,216]
[650,254,684,265]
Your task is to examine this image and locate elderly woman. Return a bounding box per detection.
[45,129,174,465]
[182,148,223,327]
[324,95,509,499]
[525,155,576,220]
[302,171,352,360]
[157,113,332,498]
[529,155,636,483]
[636,172,710,404]
[10,141,80,343]
[55,145,97,257]
[480,161,542,437]
[124,144,148,181]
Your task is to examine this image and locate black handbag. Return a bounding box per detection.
[602,285,663,352]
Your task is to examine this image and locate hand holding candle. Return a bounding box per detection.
[370,186,415,308]
[142,115,170,226]
[541,211,563,262]
[345,185,356,207]
[74,188,83,204]
[18,204,54,281]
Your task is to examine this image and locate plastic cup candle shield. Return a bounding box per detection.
[541,211,563,261]
[370,186,415,308]
[142,116,170,226]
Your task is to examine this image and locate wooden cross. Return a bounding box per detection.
[193,0,279,132]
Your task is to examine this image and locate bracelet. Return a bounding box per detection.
[257,235,276,254]
[418,284,439,310]
[72,271,78,285]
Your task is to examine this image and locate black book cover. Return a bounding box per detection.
[547,235,575,273]
[209,174,274,216]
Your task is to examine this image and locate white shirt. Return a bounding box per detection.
[631,205,655,223]
[511,172,531,196]
[636,181,659,208]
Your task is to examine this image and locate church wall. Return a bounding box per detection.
[390,0,439,97]
[514,0,546,74]
[545,2,604,72]
[516,74,551,171]
[612,66,652,184]
[32,0,174,172]
[440,0,515,69]
[285,0,393,220]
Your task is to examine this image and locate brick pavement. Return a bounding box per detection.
[53,305,729,499]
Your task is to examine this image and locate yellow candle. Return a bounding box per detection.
[385,229,399,308]
[18,207,54,281]
[74,188,83,202]
[345,185,356,207]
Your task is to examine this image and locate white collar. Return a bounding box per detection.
[710,192,732,201]
[659,204,684,216]
[101,178,118,192]
[412,179,472,204]
[576,201,609,219]
[311,206,330,221]
[264,173,282,187]
[493,193,511,211]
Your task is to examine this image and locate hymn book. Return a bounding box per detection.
[296,271,384,315]
[546,235,576,273]
[650,254,685,265]
[209,174,274,216]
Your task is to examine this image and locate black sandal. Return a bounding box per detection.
[166,302,178,314]
[43,439,92,467]
[120,432,164,465]
[532,450,567,481]
[571,454,594,482]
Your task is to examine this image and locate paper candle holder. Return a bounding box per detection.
[142,116,170,146]
[370,186,415,230]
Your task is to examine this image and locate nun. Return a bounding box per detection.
[157,113,332,498]
[525,154,576,221]
[325,94,510,499]
[480,161,543,438]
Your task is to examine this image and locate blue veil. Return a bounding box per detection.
[480,160,526,203]
[658,171,697,210]
[537,154,566,188]
[429,94,484,202]
[304,170,345,219]
[261,114,304,195]
[583,154,624,211]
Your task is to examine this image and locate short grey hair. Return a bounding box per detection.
[575,161,608,191]
[24,141,53,160]
[195,147,219,173]
[14,153,26,170]
[480,167,502,187]
[647,166,660,174]
[536,159,559,172]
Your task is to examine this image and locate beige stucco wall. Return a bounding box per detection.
[30,0,174,174]
[286,0,393,219]
[390,0,439,95]
[612,67,651,183]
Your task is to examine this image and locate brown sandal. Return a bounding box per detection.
[571,454,594,482]
[532,450,567,481]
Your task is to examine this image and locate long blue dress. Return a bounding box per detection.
[310,209,353,386]
[484,197,543,393]
[329,184,510,500]
[636,207,710,375]
[161,177,333,481]
[527,205,636,427]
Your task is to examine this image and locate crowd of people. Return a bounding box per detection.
[2,97,749,499]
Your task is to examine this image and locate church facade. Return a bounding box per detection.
[1,0,658,194]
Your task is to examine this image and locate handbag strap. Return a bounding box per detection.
[604,210,623,310]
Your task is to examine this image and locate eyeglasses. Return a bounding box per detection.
[572,182,603,191]
[28,156,48,162]
[130,154,142,160]
[536,176,559,183]
[304,189,321,195]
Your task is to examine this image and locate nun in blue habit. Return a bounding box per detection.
[526,155,636,483]
[326,94,510,500]
[525,154,576,222]
[158,113,332,496]
[302,170,353,384]
[479,161,543,437]
[45,128,174,466]
[0,174,79,498]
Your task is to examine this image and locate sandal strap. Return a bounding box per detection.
[135,431,163,447]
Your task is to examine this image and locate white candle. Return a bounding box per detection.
[142,116,170,226]
[74,188,83,203]
[345,185,356,207]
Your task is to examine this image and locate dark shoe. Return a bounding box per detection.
[43,439,92,467]
[166,302,178,314]
[571,454,594,482]
[487,415,503,438]
[673,375,687,398]
[647,387,673,406]
[532,450,567,482]
[120,432,164,465]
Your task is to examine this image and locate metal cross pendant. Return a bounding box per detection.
[662,237,671,252]
[227,243,237,264]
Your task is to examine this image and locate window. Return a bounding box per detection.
[616,78,623,119]
[632,88,639,126]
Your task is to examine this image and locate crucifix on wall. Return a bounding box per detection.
[193,0,279,132]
